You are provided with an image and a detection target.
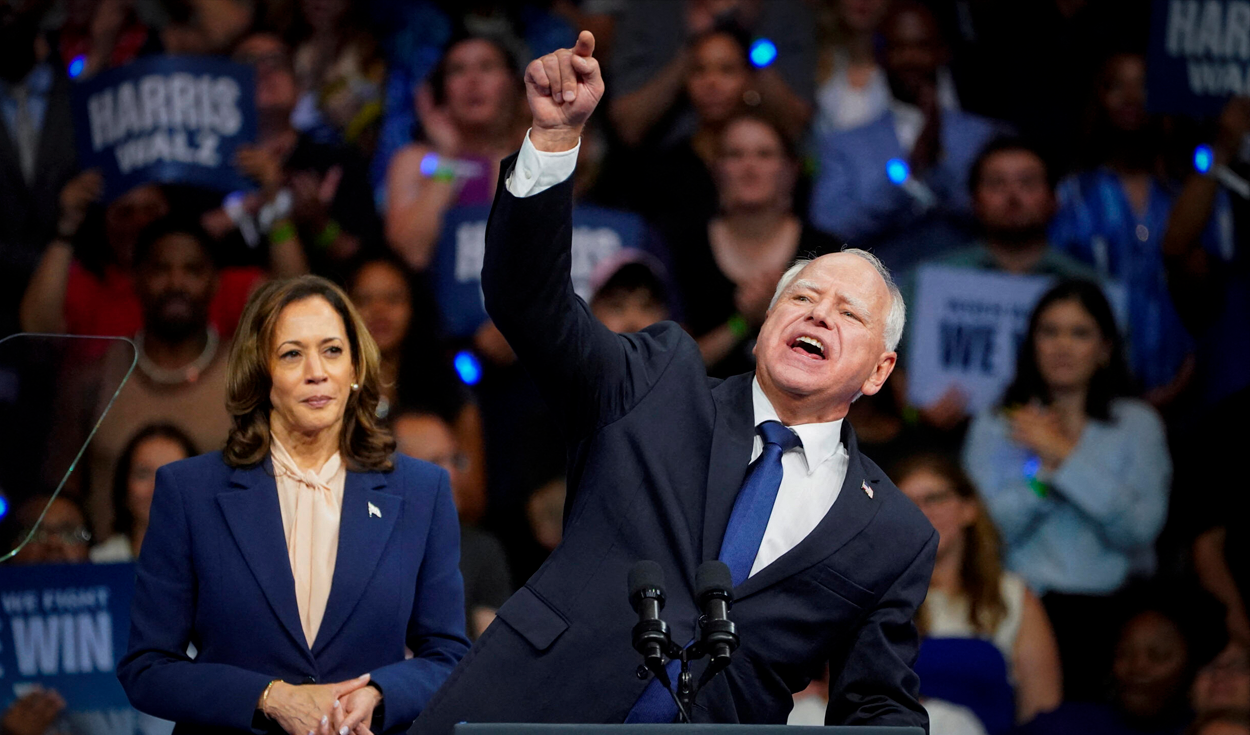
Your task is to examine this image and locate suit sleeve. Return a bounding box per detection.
[825,529,937,732]
[482,153,684,438]
[117,466,273,732]
[368,467,471,730]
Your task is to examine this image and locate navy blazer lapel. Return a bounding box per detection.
[734,421,883,601]
[313,469,402,655]
[217,461,311,658]
[701,373,756,563]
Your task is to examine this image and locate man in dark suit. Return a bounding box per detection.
[415,32,936,733]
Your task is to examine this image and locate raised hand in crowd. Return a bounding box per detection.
[734,267,783,328]
[1009,402,1078,473]
[260,674,372,735]
[910,80,943,174]
[57,170,105,239]
[1,686,66,735]
[415,83,462,157]
[525,30,605,152]
[919,385,969,432]
[17,170,104,333]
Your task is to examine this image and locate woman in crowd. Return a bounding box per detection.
[635,25,756,234]
[347,256,487,523]
[1050,52,1195,406]
[91,423,199,562]
[896,453,1062,734]
[385,35,525,271]
[672,113,838,377]
[1019,604,1199,735]
[963,279,1171,701]
[119,275,468,734]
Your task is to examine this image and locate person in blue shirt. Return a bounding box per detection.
[963,279,1170,702]
[808,0,1003,273]
[1050,52,1195,405]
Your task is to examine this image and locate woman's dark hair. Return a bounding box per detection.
[112,424,198,537]
[892,452,1007,636]
[1001,279,1133,421]
[428,33,521,105]
[346,256,469,424]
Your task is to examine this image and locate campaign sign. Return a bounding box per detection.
[906,267,1126,414]
[0,562,135,719]
[72,56,256,199]
[431,203,656,338]
[1148,0,1250,115]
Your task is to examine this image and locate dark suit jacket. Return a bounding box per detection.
[413,156,937,733]
[117,452,470,734]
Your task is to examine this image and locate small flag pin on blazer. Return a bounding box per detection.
[862,481,874,499]
[368,502,381,518]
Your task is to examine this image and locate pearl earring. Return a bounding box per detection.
[351,382,360,391]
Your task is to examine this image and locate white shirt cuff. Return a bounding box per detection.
[505,129,580,198]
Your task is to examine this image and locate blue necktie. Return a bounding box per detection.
[625,420,801,723]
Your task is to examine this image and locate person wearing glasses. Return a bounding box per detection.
[8,493,93,564]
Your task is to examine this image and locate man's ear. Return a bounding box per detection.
[858,352,897,397]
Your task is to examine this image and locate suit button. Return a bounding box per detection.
[304,676,317,684]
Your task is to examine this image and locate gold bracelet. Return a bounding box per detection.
[260,679,279,719]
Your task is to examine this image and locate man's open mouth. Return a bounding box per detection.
[790,335,826,359]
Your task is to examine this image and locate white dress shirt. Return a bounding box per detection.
[506,131,850,578]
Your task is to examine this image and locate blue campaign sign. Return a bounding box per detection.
[0,562,145,726]
[906,267,1127,413]
[71,56,257,199]
[1148,0,1250,115]
[431,203,656,338]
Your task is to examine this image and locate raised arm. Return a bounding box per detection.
[482,33,689,438]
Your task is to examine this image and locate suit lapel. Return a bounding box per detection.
[217,461,311,658]
[312,470,402,655]
[701,373,756,563]
[734,421,883,601]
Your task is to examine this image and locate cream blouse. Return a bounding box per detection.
[270,438,346,649]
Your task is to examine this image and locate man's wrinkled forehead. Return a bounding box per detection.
[791,254,890,304]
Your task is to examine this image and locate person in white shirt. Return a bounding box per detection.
[412,31,937,733]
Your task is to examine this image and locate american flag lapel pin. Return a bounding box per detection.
[368,501,382,518]
[862,480,874,499]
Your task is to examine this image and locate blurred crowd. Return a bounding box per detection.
[0,0,1248,734]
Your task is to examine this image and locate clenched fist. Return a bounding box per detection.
[524,31,604,152]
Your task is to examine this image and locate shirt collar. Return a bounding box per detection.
[751,377,845,475]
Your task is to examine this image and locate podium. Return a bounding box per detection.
[455,726,924,734]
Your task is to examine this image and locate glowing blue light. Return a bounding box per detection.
[1194,144,1214,174]
[886,158,910,185]
[68,55,87,79]
[454,350,482,386]
[0,495,8,522]
[420,153,440,177]
[749,39,777,68]
[1022,455,1041,478]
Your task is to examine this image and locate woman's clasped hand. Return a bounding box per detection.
[262,673,381,735]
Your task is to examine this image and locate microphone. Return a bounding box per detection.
[695,561,739,673]
[628,561,671,678]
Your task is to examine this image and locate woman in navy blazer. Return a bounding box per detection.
[118,275,470,735]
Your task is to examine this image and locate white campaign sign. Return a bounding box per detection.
[906,266,1127,413]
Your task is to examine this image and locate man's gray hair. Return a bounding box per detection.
[768,248,906,352]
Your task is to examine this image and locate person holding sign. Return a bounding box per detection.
[118,275,469,734]
[962,279,1170,702]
